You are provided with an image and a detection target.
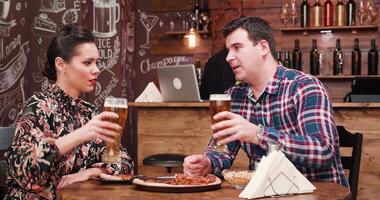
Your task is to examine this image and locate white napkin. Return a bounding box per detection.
[135,82,163,102]
[239,150,316,199]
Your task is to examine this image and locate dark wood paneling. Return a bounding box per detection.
[150,0,193,12]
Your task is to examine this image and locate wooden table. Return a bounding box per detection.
[58,181,350,200]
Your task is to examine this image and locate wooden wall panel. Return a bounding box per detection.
[334,108,380,133]
[357,171,380,200]
[137,107,211,166]
[151,33,212,55]
[320,79,352,102]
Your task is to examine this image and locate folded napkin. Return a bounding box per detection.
[135,82,163,102]
[239,150,316,199]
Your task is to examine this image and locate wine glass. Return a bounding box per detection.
[289,0,298,26]
[357,0,366,25]
[366,1,378,25]
[279,1,290,27]
[200,11,211,32]
[164,12,176,32]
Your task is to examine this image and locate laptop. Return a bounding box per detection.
[348,77,380,102]
[157,64,202,102]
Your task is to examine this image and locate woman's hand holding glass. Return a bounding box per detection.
[78,111,121,144]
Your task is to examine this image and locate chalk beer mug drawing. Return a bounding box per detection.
[102,97,128,163]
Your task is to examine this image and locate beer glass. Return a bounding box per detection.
[102,97,128,163]
[209,94,231,153]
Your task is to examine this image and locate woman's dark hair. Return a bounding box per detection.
[42,23,95,81]
[223,16,276,58]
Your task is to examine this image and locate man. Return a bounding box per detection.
[183,16,348,187]
[200,48,236,100]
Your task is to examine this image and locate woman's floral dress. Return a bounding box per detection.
[4,84,134,200]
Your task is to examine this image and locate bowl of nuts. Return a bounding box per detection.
[222,170,254,189]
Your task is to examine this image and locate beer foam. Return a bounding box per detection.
[209,94,231,101]
[104,97,128,108]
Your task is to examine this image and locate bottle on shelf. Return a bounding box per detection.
[283,51,292,68]
[351,38,361,75]
[193,0,202,31]
[195,59,202,87]
[336,0,345,26]
[323,0,334,26]
[368,39,378,75]
[276,51,283,65]
[346,0,356,26]
[199,0,210,32]
[300,0,310,27]
[311,0,322,27]
[310,39,320,75]
[333,39,344,75]
[293,39,302,71]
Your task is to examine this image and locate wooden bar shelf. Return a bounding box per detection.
[278,25,379,35]
[316,75,380,79]
[164,30,210,36]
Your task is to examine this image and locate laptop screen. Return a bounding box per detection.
[351,77,380,94]
[157,64,202,102]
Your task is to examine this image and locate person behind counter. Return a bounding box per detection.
[183,16,348,187]
[4,24,134,199]
[200,48,236,100]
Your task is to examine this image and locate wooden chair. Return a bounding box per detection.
[0,127,15,199]
[337,126,363,200]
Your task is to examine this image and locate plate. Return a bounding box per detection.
[133,175,222,193]
[94,174,134,184]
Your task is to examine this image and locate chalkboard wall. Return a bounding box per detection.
[0,0,136,126]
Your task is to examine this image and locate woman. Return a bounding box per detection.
[4,24,134,199]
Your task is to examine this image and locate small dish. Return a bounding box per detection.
[222,170,254,189]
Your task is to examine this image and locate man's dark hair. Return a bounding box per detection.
[223,16,276,58]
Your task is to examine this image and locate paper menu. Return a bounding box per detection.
[135,82,163,102]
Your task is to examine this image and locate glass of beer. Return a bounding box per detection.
[102,97,128,163]
[209,94,231,153]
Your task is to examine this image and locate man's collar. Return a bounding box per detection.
[264,65,285,96]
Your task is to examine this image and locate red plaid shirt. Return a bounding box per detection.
[206,65,348,187]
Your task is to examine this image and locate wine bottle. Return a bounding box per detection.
[293,39,302,71]
[276,51,283,64]
[333,39,344,75]
[311,0,322,27]
[351,38,361,75]
[368,39,378,75]
[346,0,356,26]
[193,0,201,30]
[324,0,334,26]
[283,51,291,68]
[195,59,202,87]
[300,0,310,27]
[336,0,345,26]
[199,0,210,32]
[310,39,320,75]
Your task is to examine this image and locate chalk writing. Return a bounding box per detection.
[94,76,119,107]
[140,56,189,74]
